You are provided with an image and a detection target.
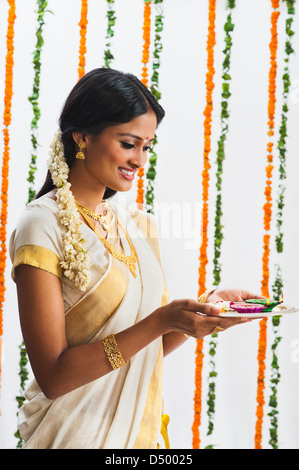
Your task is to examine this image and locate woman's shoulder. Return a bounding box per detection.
[20,194,59,222]
[11,194,62,251]
[9,194,64,280]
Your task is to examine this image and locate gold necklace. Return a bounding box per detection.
[75,200,112,233]
[76,206,138,278]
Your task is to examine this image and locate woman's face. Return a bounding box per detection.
[73,112,157,194]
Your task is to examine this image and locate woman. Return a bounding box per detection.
[10,68,259,449]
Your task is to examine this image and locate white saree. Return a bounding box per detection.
[9,196,169,449]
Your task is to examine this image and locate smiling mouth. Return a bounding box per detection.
[118,167,136,180]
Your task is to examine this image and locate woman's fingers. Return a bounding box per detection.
[195,302,221,316]
[219,316,254,328]
[240,290,265,300]
[192,314,256,338]
[168,298,259,339]
[209,289,266,303]
[180,299,221,316]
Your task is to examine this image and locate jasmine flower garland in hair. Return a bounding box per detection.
[48,131,91,291]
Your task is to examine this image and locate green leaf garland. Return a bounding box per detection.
[27,0,49,203]
[269,0,296,449]
[14,341,29,447]
[103,0,116,68]
[15,0,48,448]
[212,2,235,287]
[269,265,283,449]
[145,0,164,215]
[205,0,236,445]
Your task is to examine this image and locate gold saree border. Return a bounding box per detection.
[65,257,128,348]
[12,244,62,279]
[133,342,164,449]
[132,285,170,449]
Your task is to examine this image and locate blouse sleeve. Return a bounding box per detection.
[9,201,64,281]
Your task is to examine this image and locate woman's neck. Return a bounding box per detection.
[68,169,106,212]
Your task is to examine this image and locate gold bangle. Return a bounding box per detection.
[198,288,216,304]
[101,334,127,370]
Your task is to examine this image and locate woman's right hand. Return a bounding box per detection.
[157,298,253,340]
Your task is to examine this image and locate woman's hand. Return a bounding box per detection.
[207,288,265,304]
[158,298,253,341]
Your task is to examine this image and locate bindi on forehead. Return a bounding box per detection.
[117,133,154,143]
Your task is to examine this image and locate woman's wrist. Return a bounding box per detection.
[152,306,172,336]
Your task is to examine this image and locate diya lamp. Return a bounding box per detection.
[245,294,283,312]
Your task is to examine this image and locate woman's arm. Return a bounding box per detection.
[16,265,253,399]
[16,264,172,399]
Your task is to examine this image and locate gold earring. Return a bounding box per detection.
[76,142,85,160]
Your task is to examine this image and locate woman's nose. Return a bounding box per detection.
[130,148,147,168]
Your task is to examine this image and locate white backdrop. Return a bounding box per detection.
[0,0,299,449]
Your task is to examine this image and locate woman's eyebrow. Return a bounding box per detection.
[117,133,154,142]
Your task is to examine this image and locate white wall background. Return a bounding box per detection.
[0,0,298,449]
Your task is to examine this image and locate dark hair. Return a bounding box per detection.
[36,68,165,200]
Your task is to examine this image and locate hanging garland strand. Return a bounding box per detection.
[269,0,296,450]
[274,1,296,258]
[27,0,48,203]
[141,0,152,88]
[212,0,235,286]
[192,0,216,450]
[14,0,49,448]
[14,343,29,447]
[206,0,236,445]
[268,267,283,449]
[0,0,16,410]
[78,0,88,80]
[145,0,164,214]
[137,0,152,210]
[255,0,280,450]
[103,0,116,68]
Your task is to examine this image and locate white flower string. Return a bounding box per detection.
[47,131,91,291]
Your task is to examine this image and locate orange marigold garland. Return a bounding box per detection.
[141,0,151,88]
[137,0,152,210]
[192,0,216,449]
[255,0,280,449]
[0,0,16,405]
[78,0,88,80]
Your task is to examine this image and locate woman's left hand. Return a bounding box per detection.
[207,288,265,304]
